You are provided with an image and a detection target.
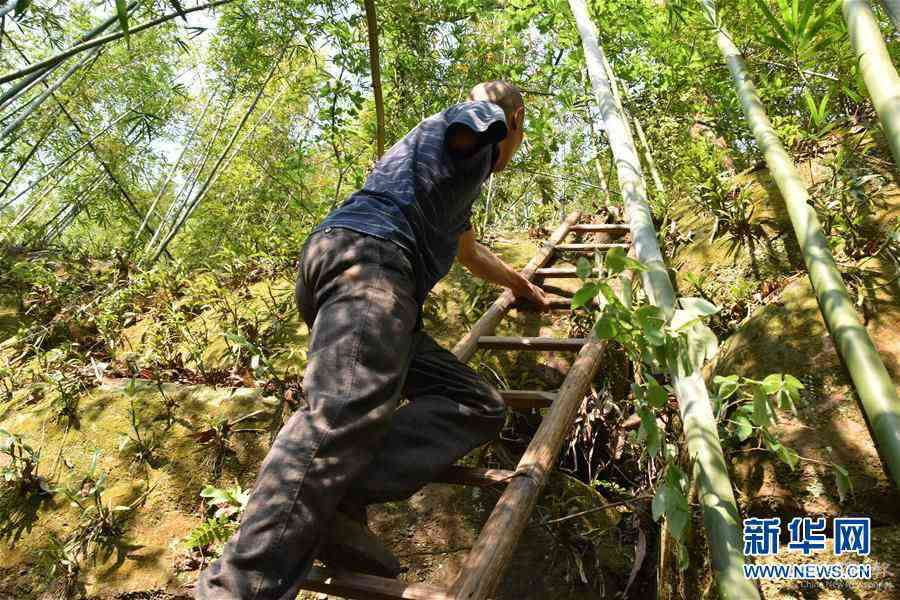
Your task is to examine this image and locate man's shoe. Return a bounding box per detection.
[317,510,403,578]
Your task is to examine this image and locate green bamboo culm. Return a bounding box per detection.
[844,0,900,172]
[880,0,900,32]
[568,0,759,597]
[700,0,900,487]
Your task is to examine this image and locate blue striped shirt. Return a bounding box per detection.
[313,101,508,304]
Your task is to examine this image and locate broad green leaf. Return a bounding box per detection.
[576,257,593,280]
[657,467,690,540]
[734,416,754,441]
[652,484,669,521]
[666,463,689,491]
[669,309,698,331]
[679,297,719,318]
[605,247,646,275]
[710,392,723,417]
[645,378,668,408]
[777,444,799,469]
[751,387,772,427]
[593,315,616,339]
[687,323,718,369]
[783,374,804,399]
[571,283,599,309]
[666,493,689,540]
[597,282,619,305]
[714,374,741,400]
[761,374,783,395]
[638,407,661,458]
[636,305,666,345]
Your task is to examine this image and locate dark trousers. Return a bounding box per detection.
[195,228,506,599]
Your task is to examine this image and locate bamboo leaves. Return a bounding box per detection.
[803,89,834,138]
[754,0,841,61]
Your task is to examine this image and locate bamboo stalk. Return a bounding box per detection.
[149,53,283,263]
[134,92,214,243]
[597,53,665,195]
[363,0,385,158]
[843,0,900,172]
[634,115,665,194]
[881,0,900,31]
[6,166,78,231]
[144,92,235,259]
[39,174,103,243]
[0,2,138,111]
[569,1,758,598]
[0,0,238,85]
[0,47,100,143]
[0,108,132,211]
[0,114,57,200]
[704,0,900,487]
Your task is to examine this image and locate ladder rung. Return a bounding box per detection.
[512,296,587,310]
[555,242,630,251]
[477,336,587,351]
[535,267,600,278]
[569,223,629,232]
[500,389,557,409]
[434,466,517,487]
[302,566,451,600]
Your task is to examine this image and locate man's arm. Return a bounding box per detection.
[457,228,549,310]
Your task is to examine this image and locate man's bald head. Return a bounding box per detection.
[468,81,524,122]
[468,80,525,172]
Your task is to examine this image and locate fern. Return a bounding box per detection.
[184,517,235,551]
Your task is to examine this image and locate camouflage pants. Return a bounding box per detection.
[195,227,506,600]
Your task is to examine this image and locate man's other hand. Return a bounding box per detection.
[512,278,550,311]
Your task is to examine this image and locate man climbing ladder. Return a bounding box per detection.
[196,81,548,599]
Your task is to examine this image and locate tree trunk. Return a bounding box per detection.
[569,1,758,598]
[702,0,900,487]
[363,0,385,158]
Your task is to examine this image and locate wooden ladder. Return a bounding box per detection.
[300,210,629,600]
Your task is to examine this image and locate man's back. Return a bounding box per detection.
[314,100,508,303]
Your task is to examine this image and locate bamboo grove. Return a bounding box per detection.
[1,0,900,597]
